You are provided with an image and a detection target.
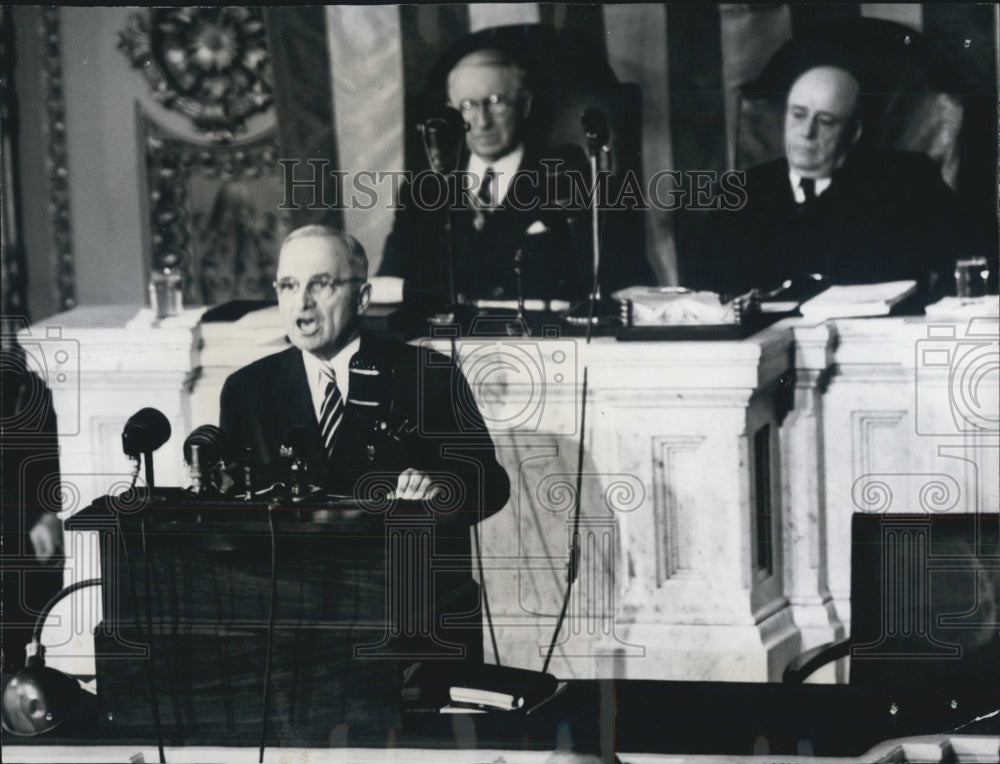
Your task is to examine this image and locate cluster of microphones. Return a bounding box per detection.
[118,352,403,502]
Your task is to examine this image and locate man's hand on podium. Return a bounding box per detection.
[29,512,64,563]
[391,468,441,501]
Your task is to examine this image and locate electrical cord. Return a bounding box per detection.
[473,523,501,665]
[31,579,102,644]
[545,203,602,670]
[138,517,166,764]
[258,502,278,763]
[113,512,162,759]
[542,366,588,676]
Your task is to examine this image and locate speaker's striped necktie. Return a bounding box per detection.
[319,368,343,458]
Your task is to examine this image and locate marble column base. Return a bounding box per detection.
[598,606,802,682]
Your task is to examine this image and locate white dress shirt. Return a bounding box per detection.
[467,144,525,207]
[300,335,360,422]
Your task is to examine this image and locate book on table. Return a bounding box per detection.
[799,280,917,320]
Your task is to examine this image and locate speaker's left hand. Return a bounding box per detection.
[392,468,440,500]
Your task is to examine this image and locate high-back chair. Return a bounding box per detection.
[784,512,999,688]
[735,18,967,187]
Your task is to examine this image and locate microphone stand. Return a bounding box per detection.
[418,111,466,325]
[566,110,616,332]
[445,176,457,310]
[142,451,155,492]
[588,148,602,302]
[507,247,531,337]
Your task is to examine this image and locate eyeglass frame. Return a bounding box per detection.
[452,93,517,116]
[272,275,366,300]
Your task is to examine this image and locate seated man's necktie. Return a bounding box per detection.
[477,167,495,209]
[799,177,817,204]
[319,368,343,458]
[473,167,495,231]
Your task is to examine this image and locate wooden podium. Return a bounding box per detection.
[66,490,482,747]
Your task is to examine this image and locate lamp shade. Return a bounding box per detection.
[1,655,81,735]
[1,579,101,736]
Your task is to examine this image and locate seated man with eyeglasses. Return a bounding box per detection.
[220,224,509,518]
[379,47,592,307]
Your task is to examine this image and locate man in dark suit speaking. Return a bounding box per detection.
[379,47,592,305]
[220,224,510,663]
[221,224,508,505]
[705,64,965,299]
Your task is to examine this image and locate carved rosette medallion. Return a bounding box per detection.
[119,7,273,142]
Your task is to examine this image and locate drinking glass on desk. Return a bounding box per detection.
[149,268,183,319]
[954,257,990,298]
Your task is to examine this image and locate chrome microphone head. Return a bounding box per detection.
[419,105,467,174]
[279,425,312,460]
[183,424,226,467]
[582,107,610,149]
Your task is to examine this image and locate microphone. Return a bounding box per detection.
[581,108,610,152]
[121,407,171,492]
[183,425,226,494]
[183,424,225,467]
[122,408,171,457]
[279,425,312,460]
[418,105,467,175]
[417,105,467,309]
[280,426,312,499]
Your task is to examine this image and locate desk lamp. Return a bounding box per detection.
[1,579,101,735]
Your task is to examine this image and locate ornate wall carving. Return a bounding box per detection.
[120,7,287,306]
[118,7,273,143]
[41,7,75,312]
[0,7,28,322]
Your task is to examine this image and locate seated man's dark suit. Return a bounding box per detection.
[380,148,593,305]
[220,330,510,667]
[703,150,964,299]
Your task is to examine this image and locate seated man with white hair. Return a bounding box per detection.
[704,63,969,300]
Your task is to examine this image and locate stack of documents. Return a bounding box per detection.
[799,281,916,320]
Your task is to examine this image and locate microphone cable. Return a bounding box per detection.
[546,185,597,671]
[473,523,501,665]
[116,463,165,761]
[584,208,610,345]
[137,516,166,763]
[542,366,588,676]
[258,501,278,763]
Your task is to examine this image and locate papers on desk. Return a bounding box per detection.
[798,280,916,320]
[126,306,208,329]
[234,304,281,328]
[611,286,737,325]
[369,275,404,304]
[924,295,1000,317]
[472,298,572,312]
[760,300,801,314]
